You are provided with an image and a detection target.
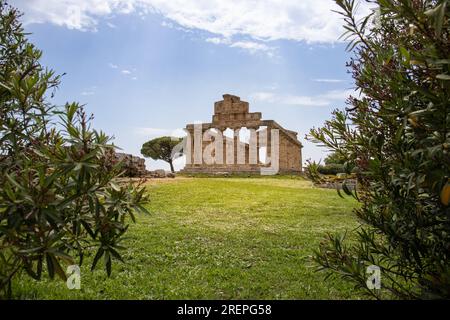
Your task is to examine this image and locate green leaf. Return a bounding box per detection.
[436,74,450,80]
[342,181,353,196]
[66,103,78,122]
[91,247,104,272]
[434,2,446,37]
[108,247,124,263]
[110,182,121,192]
[43,170,61,189]
[46,253,55,279]
[399,46,410,64]
[4,183,16,201]
[104,251,112,277]
[5,173,24,192]
[50,255,67,281]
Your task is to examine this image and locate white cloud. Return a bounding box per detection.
[251,92,276,102]
[161,20,174,28]
[281,95,330,107]
[14,0,373,43]
[108,65,137,79]
[13,0,131,31]
[321,89,356,101]
[229,41,275,56]
[205,37,230,45]
[251,89,355,107]
[106,21,117,28]
[206,37,275,56]
[108,64,136,78]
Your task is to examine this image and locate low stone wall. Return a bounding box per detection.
[147,169,175,178]
[315,179,357,190]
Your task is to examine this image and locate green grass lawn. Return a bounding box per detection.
[13,176,364,299]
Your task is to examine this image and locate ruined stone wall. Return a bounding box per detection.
[115,152,147,177]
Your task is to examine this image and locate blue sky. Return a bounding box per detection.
[12,0,362,171]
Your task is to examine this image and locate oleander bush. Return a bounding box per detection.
[308,0,450,299]
[0,1,149,298]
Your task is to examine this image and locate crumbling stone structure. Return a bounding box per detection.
[182,94,303,174]
[115,152,147,177]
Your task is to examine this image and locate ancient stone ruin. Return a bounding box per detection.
[115,152,147,177]
[181,94,303,174]
[113,153,174,178]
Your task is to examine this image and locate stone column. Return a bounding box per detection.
[225,128,234,165]
[193,124,203,165]
[248,127,259,165]
[184,128,195,167]
[235,127,246,165]
[256,129,260,165]
[266,126,272,166]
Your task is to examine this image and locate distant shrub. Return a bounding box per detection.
[304,159,325,183]
[317,164,345,175]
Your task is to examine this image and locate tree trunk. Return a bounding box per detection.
[169,160,175,173]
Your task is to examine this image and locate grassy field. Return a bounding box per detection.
[13,176,363,299]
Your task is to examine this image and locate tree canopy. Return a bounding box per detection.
[141,136,183,173]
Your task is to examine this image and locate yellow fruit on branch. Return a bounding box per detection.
[441,182,450,206]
